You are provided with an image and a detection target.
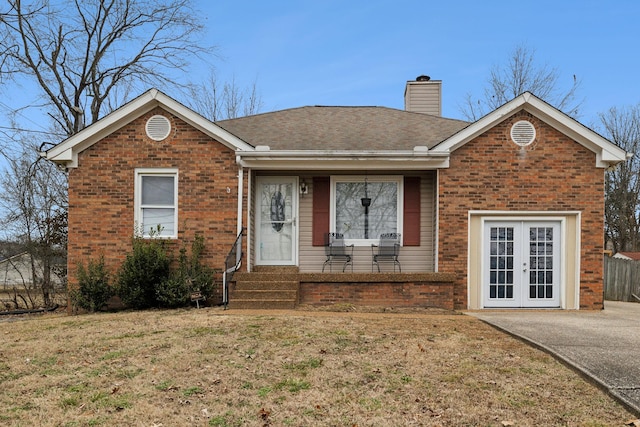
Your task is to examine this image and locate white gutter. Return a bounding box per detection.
[238,149,449,158]
[237,148,451,170]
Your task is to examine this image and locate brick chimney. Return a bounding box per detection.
[404,75,442,116]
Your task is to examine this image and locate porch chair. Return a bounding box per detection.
[322,232,354,272]
[371,233,401,272]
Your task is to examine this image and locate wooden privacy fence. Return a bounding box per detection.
[604,256,640,302]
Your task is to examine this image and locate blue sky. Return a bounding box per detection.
[190,0,640,125]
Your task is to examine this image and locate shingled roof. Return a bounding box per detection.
[215,106,469,150]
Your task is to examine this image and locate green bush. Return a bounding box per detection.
[185,235,215,300]
[155,275,191,308]
[116,236,171,309]
[155,235,215,308]
[71,256,113,312]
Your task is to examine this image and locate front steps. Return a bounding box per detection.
[230,266,299,309]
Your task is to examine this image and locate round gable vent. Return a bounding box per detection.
[145,115,171,141]
[510,120,536,146]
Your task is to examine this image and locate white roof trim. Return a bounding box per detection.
[45,89,254,168]
[237,150,449,170]
[432,92,628,168]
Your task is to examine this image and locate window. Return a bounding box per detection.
[135,169,178,238]
[331,176,402,245]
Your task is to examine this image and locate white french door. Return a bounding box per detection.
[255,177,298,265]
[483,221,561,308]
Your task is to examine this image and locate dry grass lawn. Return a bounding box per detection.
[0,306,635,426]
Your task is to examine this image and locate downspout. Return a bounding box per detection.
[434,169,440,273]
[247,169,252,272]
[237,165,244,236]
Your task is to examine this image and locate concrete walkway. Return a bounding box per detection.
[468,301,640,416]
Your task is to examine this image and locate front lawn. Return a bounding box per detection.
[0,308,634,426]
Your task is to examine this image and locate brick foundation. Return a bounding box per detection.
[297,273,456,309]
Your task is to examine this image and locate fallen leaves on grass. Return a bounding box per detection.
[0,308,635,426]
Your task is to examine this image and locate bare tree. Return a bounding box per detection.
[460,44,582,121]
[600,105,640,253]
[0,145,67,308]
[0,0,212,309]
[0,0,208,136]
[187,70,263,121]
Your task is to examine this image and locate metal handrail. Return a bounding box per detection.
[222,228,244,309]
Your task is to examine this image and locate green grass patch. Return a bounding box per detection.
[155,380,175,391]
[257,386,272,397]
[188,326,225,337]
[99,350,126,361]
[274,378,311,393]
[283,357,323,376]
[60,396,80,409]
[10,402,37,412]
[90,391,133,410]
[209,411,245,427]
[116,367,144,379]
[359,397,382,410]
[182,386,204,397]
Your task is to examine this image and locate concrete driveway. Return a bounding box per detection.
[468,301,640,416]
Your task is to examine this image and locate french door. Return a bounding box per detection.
[483,221,561,308]
[255,177,298,265]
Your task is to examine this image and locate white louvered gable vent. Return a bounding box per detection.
[146,115,171,141]
[510,120,536,146]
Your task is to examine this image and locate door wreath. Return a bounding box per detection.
[270,190,285,232]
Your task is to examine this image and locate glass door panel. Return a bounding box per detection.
[484,221,560,308]
[255,177,297,265]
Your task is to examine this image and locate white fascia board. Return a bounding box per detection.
[432,92,628,168]
[46,89,253,168]
[46,89,160,162]
[237,150,450,170]
[151,91,253,152]
[432,96,526,154]
[522,96,628,167]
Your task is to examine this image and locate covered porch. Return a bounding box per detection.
[247,171,439,273]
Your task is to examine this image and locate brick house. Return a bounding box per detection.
[45,78,627,310]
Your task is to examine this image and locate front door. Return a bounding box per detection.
[255,177,297,265]
[483,221,561,308]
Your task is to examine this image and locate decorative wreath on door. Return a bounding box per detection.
[270,190,285,232]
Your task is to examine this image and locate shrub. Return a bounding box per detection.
[71,256,112,312]
[185,234,216,300]
[155,275,190,308]
[155,235,215,308]
[116,235,171,309]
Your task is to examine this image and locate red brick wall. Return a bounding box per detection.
[298,278,455,309]
[438,111,605,310]
[67,107,246,300]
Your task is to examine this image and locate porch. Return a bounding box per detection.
[229,266,456,310]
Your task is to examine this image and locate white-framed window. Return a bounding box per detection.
[331,176,403,246]
[134,168,178,238]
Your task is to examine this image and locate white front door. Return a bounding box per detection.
[483,221,561,308]
[255,177,297,265]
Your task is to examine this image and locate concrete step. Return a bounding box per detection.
[234,280,299,291]
[231,269,300,309]
[251,265,300,273]
[232,289,298,300]
[229,299,297,310]
[234,272,301,282]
